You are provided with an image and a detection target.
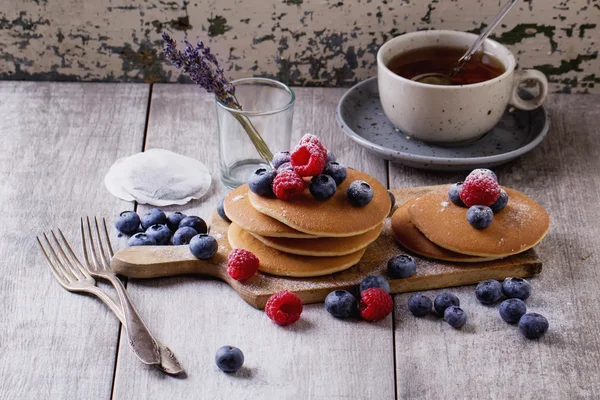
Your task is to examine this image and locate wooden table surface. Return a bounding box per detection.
[1,82,599,399]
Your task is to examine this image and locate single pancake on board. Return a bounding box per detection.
[408,187,550,258]
[249,223,383,257]
[391,199,497,262]
[228,223,366,277]
[248,168,390,237]
[223,184,317,239]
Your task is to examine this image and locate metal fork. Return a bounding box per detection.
[37,229,184,376]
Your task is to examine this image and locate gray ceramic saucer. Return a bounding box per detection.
[336,77,549,171]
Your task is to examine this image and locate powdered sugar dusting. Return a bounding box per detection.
[233,195,244,201]
[441,201,449,207]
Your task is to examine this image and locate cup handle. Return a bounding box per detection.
[509,69,548,111]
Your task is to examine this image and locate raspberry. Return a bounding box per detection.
[359,288,393,321]
[459,169,501,207]
[265,290,303,326]
[272,170,305,200]
[227,249,259,280]
[298,133,327,153]
[291,135,327,177]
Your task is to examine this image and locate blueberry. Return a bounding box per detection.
[309,174,337,200]
[215,345,244,373]
[272,151,291,169]
[248,167,277,197]
[490,188,509,213]
[448,182,466,207]
[179,216,207,234]
[189,234,218,259]
[359,275,390,294]
[347,180,374,207]
[499,298,527,324]
[388,191,396,211]
[217,197,231,223]
[387,254,416,279]
[127,232,157,247]
[172,227,198,245]
[502,277,532,300]
[167,211,187,231]
[407,294,433,317]
[518,313,549,339]
[277,162,294,172]
[466,205,494,229]
[114,211,140,235]
[326,150,336,163]
[444,306,467,329]
[145,224,172,245]
[325,290,358,318]
[475,280,503,304]
[140,208,168,230]
[322,162,347,185]
[434,292,460,316]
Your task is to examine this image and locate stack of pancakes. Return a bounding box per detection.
[223,169,391,277]
[391,187,550,262]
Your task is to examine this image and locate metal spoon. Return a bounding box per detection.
[412,0,519,85]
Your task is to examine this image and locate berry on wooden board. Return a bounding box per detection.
[190,234,218,259]
[127,232,157,247]
[167,211,187,231]
[227,248,259,280]
[179,216,207,234]
[140,208,168,230]
[387,254,416,279]
[172,226,198,245]
[145,224,171,245]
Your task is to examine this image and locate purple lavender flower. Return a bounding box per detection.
[161,33,239,108]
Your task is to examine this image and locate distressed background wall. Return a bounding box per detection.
[0,0,598,93]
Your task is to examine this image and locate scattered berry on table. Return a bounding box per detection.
[172,226,198,245]
[359,288,393,321]
[272,151,291,169]
[190,234,218,259]
[475,280,503,304]
[359,275,391,294]
[502,277,532,300]
[387,254,417,279]
[322,162,347,185]
[388,191,396,211]
[474,168,498,183]
[444,306,467,329]
[309,174,337,200]
[227,248,259,280]
[145,224,172,245]
[325,290,358,318]
[217,197,231,223]
[248,167,277,197]
[490,188,509,214]
[408,294,433,317]
[448,182,466,207]
[460,169,501,207]
[347,180,374,207]
[277,162,294,172]
[518,313,549,339]
[434,292,460,316]
[127,232,157,247]
[114,211,141,235]
[215,345,244,373]
[179,216,207,234]
[265,290,303,326]
[326,150,336,163]
[140,208,168,230]
[499,298,527,324]
[167,211,187,231]
[272,170,305,201]
[467,205,494,229]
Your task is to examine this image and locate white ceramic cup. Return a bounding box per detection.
[377,30,548,144]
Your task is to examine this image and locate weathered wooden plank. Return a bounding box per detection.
[111,85,395,399]
[389,94,600,399]
[0,82,149,398]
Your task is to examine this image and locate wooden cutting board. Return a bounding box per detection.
[111,185,542,309]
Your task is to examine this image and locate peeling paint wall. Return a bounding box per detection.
[0,0,598,93]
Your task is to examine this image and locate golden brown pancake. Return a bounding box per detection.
[249,223,383,257]
[391,199,497,262]
[248,168,390,237]
[223,184,317,239]
[408,187,550,257]
[227,223,365,277]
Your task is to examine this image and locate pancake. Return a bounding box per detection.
[408,187,550,258]
[228,223,365,277]
[223,184,317,239]
[249,223,383,257]
[391,199,497,262]
[248,168,390,237]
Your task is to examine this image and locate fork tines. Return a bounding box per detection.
[37,229,92,285]
[81,216,114,272]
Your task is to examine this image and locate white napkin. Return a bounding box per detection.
[104,149,212,206]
